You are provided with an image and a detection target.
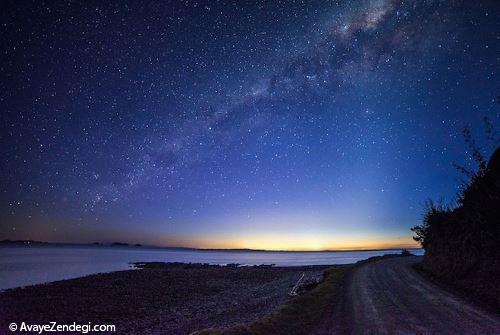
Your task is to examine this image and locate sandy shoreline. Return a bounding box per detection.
[0,262,330,334]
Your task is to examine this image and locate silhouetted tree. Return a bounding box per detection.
[410,118,500,309]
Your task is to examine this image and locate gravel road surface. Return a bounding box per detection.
[326,256,500,334]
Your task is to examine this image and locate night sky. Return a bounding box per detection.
[1,0,499,250]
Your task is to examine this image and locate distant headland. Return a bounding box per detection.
[0,239,420,253]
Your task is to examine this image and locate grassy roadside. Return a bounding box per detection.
[194,265,350,335]
[413,263,500,316]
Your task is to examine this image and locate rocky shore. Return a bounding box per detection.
[0,263,328,334]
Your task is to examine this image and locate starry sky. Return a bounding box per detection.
[1,0,499,250]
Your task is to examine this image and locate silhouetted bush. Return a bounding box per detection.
[411,123,500,309]
[400,249,412,257]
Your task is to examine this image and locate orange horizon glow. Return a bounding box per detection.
[4,217,420,251]
[164,233,420,251]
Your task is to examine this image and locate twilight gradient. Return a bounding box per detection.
[1,0,499,250]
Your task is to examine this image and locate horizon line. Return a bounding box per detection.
[0,239,422,253]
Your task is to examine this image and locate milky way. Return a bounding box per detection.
[1,0,499,249]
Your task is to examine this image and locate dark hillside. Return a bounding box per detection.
[412,147,500,309]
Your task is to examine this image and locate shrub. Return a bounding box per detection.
[410,121,500,309]
[400,249,412,257]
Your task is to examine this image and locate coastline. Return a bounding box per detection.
[0,263,334,334]
[2,254,496,334]
[0,239,422,253]
[0,245,423,291]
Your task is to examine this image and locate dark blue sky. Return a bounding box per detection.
[1,0,499,250]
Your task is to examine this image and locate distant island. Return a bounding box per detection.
[0,239,420,253]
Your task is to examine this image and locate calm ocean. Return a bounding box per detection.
[0,245,423,290]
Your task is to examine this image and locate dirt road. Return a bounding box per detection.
[326,256,500,334]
